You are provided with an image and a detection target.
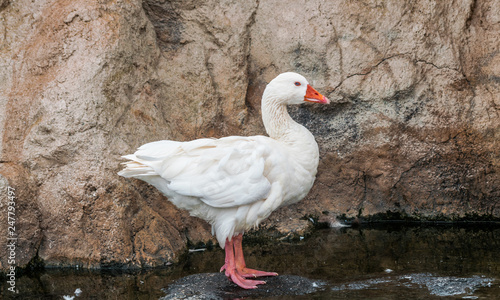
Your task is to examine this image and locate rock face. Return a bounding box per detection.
[0,0,498,270]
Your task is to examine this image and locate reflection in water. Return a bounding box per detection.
[331,273,495,297]
[1,225,499,299]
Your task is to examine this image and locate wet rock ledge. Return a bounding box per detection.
[160,273,324,300]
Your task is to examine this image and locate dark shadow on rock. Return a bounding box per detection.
[160,273,325,299]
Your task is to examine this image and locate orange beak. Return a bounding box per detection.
[304,84,330,104]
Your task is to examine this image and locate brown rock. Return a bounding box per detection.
[0,0,498,270]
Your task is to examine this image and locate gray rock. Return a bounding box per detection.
[160,273,324,300]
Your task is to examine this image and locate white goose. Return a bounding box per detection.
[118,72,330,289]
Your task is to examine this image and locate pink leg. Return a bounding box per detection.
[233,234,278,278]
[220,235,268,289]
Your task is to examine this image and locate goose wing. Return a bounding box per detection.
[127,136,282,208]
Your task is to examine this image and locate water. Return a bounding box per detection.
[1,224,500,299]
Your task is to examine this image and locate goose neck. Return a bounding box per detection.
[261,98,295,140]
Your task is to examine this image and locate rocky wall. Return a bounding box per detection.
[0,0,498,270]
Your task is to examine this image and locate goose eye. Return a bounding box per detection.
[294,81,301,86]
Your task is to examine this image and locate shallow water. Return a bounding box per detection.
[2,224,500,299]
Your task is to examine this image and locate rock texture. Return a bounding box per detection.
[0,0,498,270]
[160,273,324,300]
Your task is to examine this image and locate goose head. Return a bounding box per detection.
[263,72,330,105]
